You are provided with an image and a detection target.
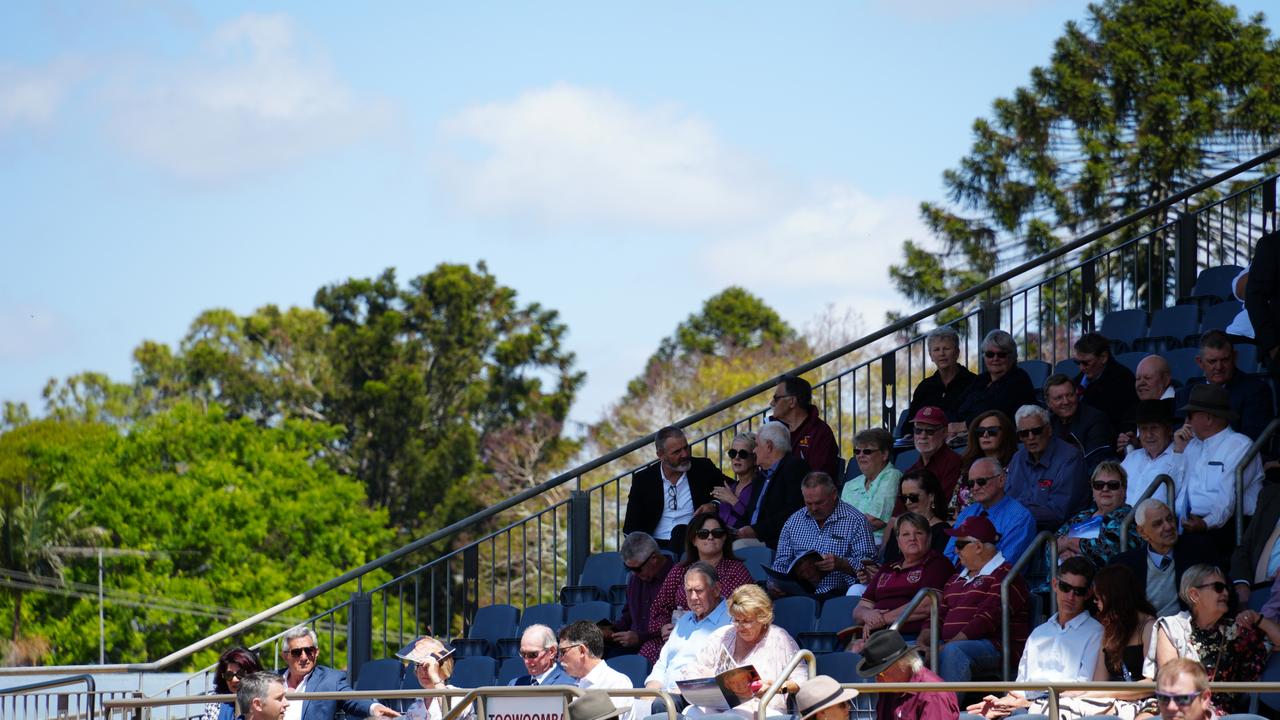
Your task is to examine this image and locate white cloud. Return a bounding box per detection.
[103,12,393,182]
[0,305,71,361]
[436,84,780,230]
[0,58,83,132]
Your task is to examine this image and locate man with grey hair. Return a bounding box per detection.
[278,625,400,720]
[239,671,289,720]
[605,532,671,651]
[509,624,574,686]
[733,420,807,550]
[856,629,957,718]
[905,325,976,433]
[1113,498,1218,616]
[770,472,876,599]
[955,329,1037,424]
[1006,404,1086,528]
[945,457,1036,564]
[644,562,731,711]
[622,425,727,550]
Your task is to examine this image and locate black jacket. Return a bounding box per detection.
[1075,359,1138,432]
[745,453,808,549]
[1113,540,1220,611]
[1231,482,1280,584]
[1174,371,1273,441]
[905,365,977,426]
[622,457,729,535]
[956,366,1037,424]
[1247,229,1280,358]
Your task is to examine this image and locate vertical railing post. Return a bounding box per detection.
[347,591,372,682]
[463,545,479,635]
[1264,177,1276,234]
[880,351,896,430]
[1176,212,1199,300]
[978,298,1000,372]
[567,490,591,587]
[1080,259,1097,331]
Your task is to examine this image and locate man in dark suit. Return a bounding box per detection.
[1072,331,1138,432]
[1230,482,1280,606]
[1174,330,1273,440]
[508,624,575,686]
[731,420,806,550]
[622,426,727,550]
[1113,498,1218,616]
[1246,229,1280,376]
[278,626,400,720]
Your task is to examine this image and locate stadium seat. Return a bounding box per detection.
[566,600,612,625]
[467,604,519,656]
[449,638,490,658]
[1054,358,1080,379]
[450,656,498,688]
[1020,360,1051,389]
[608,654,649,688]
[518,602,565,633]
[772,596,817,638]
[497,656,527,685]
[816,595,860,633]
[815,651,862,684]
[355,657,403,697]
[1166,347,1203,386]
[1248,583,1272,612]
[1099,309,1148,354]
[493,637,521,659]
[1261,652,1280,713]
[892,448,919,473]
[1113,351,1149,375]
[737,544,773,584]
[1237,343,1260,373]
[562,552,628,606]
[1134,305,1199,353]
[1200,300,1243,338]
[1183,264,1245,307]
[394,663,424,712]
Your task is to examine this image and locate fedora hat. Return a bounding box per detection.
[568,690,623,720]
[855,629,914,678]
[1178,384,1238,422]
[794,675,859,720]
[1131,398,1176,426]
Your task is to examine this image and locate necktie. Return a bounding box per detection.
[531,678,538,686]
[1158,556,1172,571]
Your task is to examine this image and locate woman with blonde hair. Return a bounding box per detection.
[402,636,470,720]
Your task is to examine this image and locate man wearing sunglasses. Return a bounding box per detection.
[966,556,1102,718]
[1154,658,1214,720]
[768,374,838,478]
[622,426,727,551]
[1006,404,1087,529]
[1071,332,1138,433]
[896,405,963,515]
[606,532,672,652]
[508,624,573,687]
[278,626,400,720]
[944,457,1036,565]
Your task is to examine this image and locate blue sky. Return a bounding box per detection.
[3,1,1277,428]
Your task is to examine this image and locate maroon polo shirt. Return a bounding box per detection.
[861,550,956,633]
[787,406,838,478]
[875,666,959,720]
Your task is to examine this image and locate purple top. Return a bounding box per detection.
[613,556,673,641]
[717,477,760,529]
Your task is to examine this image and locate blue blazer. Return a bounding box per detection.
[507,664,575,687]
[281,665,375,720]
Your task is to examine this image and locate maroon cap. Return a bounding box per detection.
[910,406,948,426]
[944,515,999,543]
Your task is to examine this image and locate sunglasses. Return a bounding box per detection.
[959,475,996,489]
[852,448,882,456]
[1016,425,1047,439]
[625,553,656,573]
[984,350,1010,359]
[953,540,973,551]
[897,493,920,504]
[1091,480,1123,491]
[1057,579,1090,597]
[1196,581,1228,594]
[975,426,1001,438]
[556,643,584,654]
[222,670,245,681]
[912,425,942,436]
[727,449,755,460]
[1155,691,1200,707]
[518,649,548,659]
[287,646,318,660]
[667,484,678,511]
[695,528,728,540]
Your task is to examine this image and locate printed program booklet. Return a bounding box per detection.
[761,550,823,596]
[676,665,761,710]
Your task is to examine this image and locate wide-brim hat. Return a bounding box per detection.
[856,629,915,678]
[568,690,623,720]
[795,675,860,720]
[1131,398,1176,426]
[1178,383,1238,422]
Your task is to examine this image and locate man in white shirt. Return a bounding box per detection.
[278,626,399,720]
[1121,400,1179,507]
[1170,384,1263,555]
[558,621,637,719]
[966,556,1103,718]
[621,426,724,550]
[644,562,731,712]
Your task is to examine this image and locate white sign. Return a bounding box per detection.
[485,694,565,720]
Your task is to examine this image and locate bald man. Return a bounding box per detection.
[1118,356,1176,452]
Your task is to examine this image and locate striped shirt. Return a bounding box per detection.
[939,552,1030,654]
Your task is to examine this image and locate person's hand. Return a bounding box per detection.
[847,637,865,653]
[611,630,639,647]
[711,486,738,505]
[736,525,757,539]
[1183,515,1207,533]
[966,695,999,714]
[766,582,785,599]
[660,622,674,641]
[695,502,718,516]
[371,703,402,718]
[1116,432,1134,453]
[1238,609,1261,630]
[1237,584,1252,606]
[1173,423,1194,453]
[815,553,837,572]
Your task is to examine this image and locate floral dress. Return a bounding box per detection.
[1053,504,1136,567]
[1145,612,1270,715]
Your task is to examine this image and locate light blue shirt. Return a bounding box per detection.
[644,599,732,690]
[945,494,1037,565]
[1006,437,1086,525]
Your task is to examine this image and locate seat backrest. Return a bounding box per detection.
[1053,358,1080,379]
[355,658,403,691]
[566,600,612,625]
[579,552,627,596]
[1192,264,1245,300]
[815,651,861,684]
[450,656,498,688]
[469,604,520,644]
[518,603,565,633]
[1201,301,1243,334]
[497,656,527,684]
[892,448,920,472]
[1144,306,1199,348]
[736,545,773,584]
[1166,347,1204,386]
[1236,343,1260,373]
[1099,309,1149,351]
[771,596,817,637]
[607,654,648,688]
[1019,360,1051,389]
[816,595,860,634]
[1113,351,1150,375]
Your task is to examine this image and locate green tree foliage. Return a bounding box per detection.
[890,0,1280,309]
[655,286,796,361]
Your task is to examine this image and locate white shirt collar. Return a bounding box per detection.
[959,551,1006,580]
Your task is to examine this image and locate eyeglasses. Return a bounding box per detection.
[556,643,584,655]
[975,426,1001,438]
[222,669,245,681]
[1196,581,1229,594]
[897,493,920,504]
[984,350,1010,359]
[852,448,881,456]
[953,540,973,551]
[287,646,318,660]
[1016,425,1047,439]
[912,425,942,436]
[1091,480,1123,491]
[518,649,548,659]
[625,553,656,573]
[1057,579,1090,597]
[959,475,997,489]
[694,528,728,540]
[727,448,755,460]
[1155,691,1200,707]
[770,394,793,404]
[666,484,678,511]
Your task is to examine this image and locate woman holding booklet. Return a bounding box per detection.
[1053,461,1135,567]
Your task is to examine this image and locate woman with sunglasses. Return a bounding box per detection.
[882,469,950,565]
[1146,564,1280,715]
[1052,461,1134,567]
[954,410,1016,516]
[711,432,762,531]
[840,428,900,543]
[200,647,261,720]
[849,512,954,651]
[640,512,752,662]
[403,636,472,720]
[953,330,1037,429]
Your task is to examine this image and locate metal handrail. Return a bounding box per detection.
[755,649,817,720]
[1119,473,1177,551]
[1235,418,1280,544]
[888,587,941,673]
[1002,531,1057,681]
[0,674,96,720]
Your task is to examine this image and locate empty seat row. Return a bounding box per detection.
[1098,298,1248,355]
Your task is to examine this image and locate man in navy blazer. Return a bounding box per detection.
[279,626,400,720]
[507,624,574,686]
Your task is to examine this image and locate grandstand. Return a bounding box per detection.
[4,150,1280,719]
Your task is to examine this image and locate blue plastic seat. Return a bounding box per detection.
[1187,264,1245,305]
[1099,309,1149,354]
[518,602,565,633]
[815,651,863,684]
[566,600,612,625]
[1134,305,1199,353]
[497,656,527,684]
[796,596,859,653]
[1166,347,1203,386]
[450,656,498,688]
[1113,351,1150,375]
[1020,360,1051,390]
[450,638,490,658]
[1200,300,1243,337]
[772,596,817,638]
[466,604,519,657]
[355,658,403,704]
[562,552,628,606]
[736,544,773,584]
[892,448,919,472]
[1237,343,1260,373]
[1054,358,1080,379]
[608,654,648,688]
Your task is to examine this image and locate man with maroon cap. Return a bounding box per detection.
[897,405,963,515]
[918,515,1030,683]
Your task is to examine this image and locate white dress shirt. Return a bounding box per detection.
[281,671,309,720]
[653,474,694,540]
[578,659,638,719]
[1122,443,1177,507]
[1016,611,1104,698]
[1170,426,1263,528]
